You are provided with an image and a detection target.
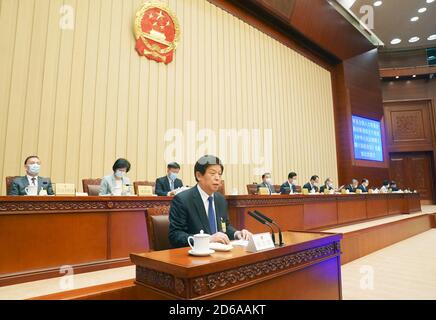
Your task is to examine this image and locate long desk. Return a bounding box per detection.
[130,231,342,300]
[227,193,421,233]
[0,193,421,286]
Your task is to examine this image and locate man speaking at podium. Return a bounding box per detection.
[168,155,251,248]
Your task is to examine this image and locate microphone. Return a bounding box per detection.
[254,210,284,246]
[247,211,276,245]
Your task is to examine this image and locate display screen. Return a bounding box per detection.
[352,115,383,162]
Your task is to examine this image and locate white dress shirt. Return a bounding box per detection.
[196,184,215,218]
[196,184,239,238]
[27,175,38,188]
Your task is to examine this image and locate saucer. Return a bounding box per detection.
[188,249,215,256]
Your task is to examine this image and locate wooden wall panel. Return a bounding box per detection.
[332,49,389,187]
[384,100,434,152]
[0,0,338,195]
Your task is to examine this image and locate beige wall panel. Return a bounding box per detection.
[0,0,337,195]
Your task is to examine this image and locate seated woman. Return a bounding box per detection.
[99,158,132,196]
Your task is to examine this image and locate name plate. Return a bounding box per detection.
[55,183,76,196]
[258,187,269,195]
[245,232,275,253]
[137,185,153,196]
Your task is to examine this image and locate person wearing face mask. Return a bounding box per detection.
[280,172,298,194]
[155,162,184,196]
[319,178,334,193]
[345,179,359,193]
[303,175,320,193]
[357,178,370,193]
[9,155,54,196]
[99,158,132,196]
[257,173,275,194]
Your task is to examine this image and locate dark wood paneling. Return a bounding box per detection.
[389,152,435,201]
[333,49,389,188]
[303,201,338,229]
[366,196,389,219]
[384,100,434,151]
[378,49,429,69]
[287,0,374,60]
[337,198,367,224]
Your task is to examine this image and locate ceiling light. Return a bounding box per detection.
[395,76,400,79]
[412,75,417,78]
[409,36,420,43]
[373,1,382,6]
[418,7,427,13]
[428,35,436,41]
[390,38,402,45]
[411,16,419,22]
[426,0,434,4]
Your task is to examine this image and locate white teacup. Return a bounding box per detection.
[25,185,38,196]
[187,230,210,253]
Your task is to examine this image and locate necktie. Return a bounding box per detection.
[31,178,36,185]
[207,196,217,234]
[170,179,174,191]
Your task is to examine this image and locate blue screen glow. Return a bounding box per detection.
[352,115,383,162]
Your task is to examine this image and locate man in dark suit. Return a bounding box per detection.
[357,179,369,193]
[345,179,359,193]
[319,177,334,193]
[9,155,54,196]
[303,175,320,193]
[169,155,251,248]
[280,172,298,194]
[390,181,399,192]
[257,172,275,194]
[155,162,184,196]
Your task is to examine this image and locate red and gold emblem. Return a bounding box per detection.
[134,1,180,64]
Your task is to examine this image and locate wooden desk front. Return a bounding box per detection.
[227,193,421,233]
[0,196,171,285]
[0,193,420,286]
[130,231,343,300]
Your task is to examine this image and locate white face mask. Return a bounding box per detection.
[27,163,41,175]
[115,170,125,178]
[265,178,272,184]
[292,180,298,186]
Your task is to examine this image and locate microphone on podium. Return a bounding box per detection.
[254,210,284,246]
[247,211,276,245]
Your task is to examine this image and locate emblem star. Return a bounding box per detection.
[156,10,164,20]
[148,12,154,19]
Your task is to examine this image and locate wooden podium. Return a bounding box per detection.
[130,231,343,300]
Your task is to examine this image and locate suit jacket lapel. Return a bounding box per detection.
[214,196,223,232]
[164,177,171,191]
[192,187,211,234]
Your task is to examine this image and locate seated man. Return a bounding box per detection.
[155,162,184,196]
[303,175,320,193]
[390,181,399,192]
[169,155,251,248]
[280,172,298,194]
[9,155,54,196]
[357,179,370,193]
[319,178,334,193]
[380,180,390,193]
[257,172,275,194]
[345,179,359,193]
